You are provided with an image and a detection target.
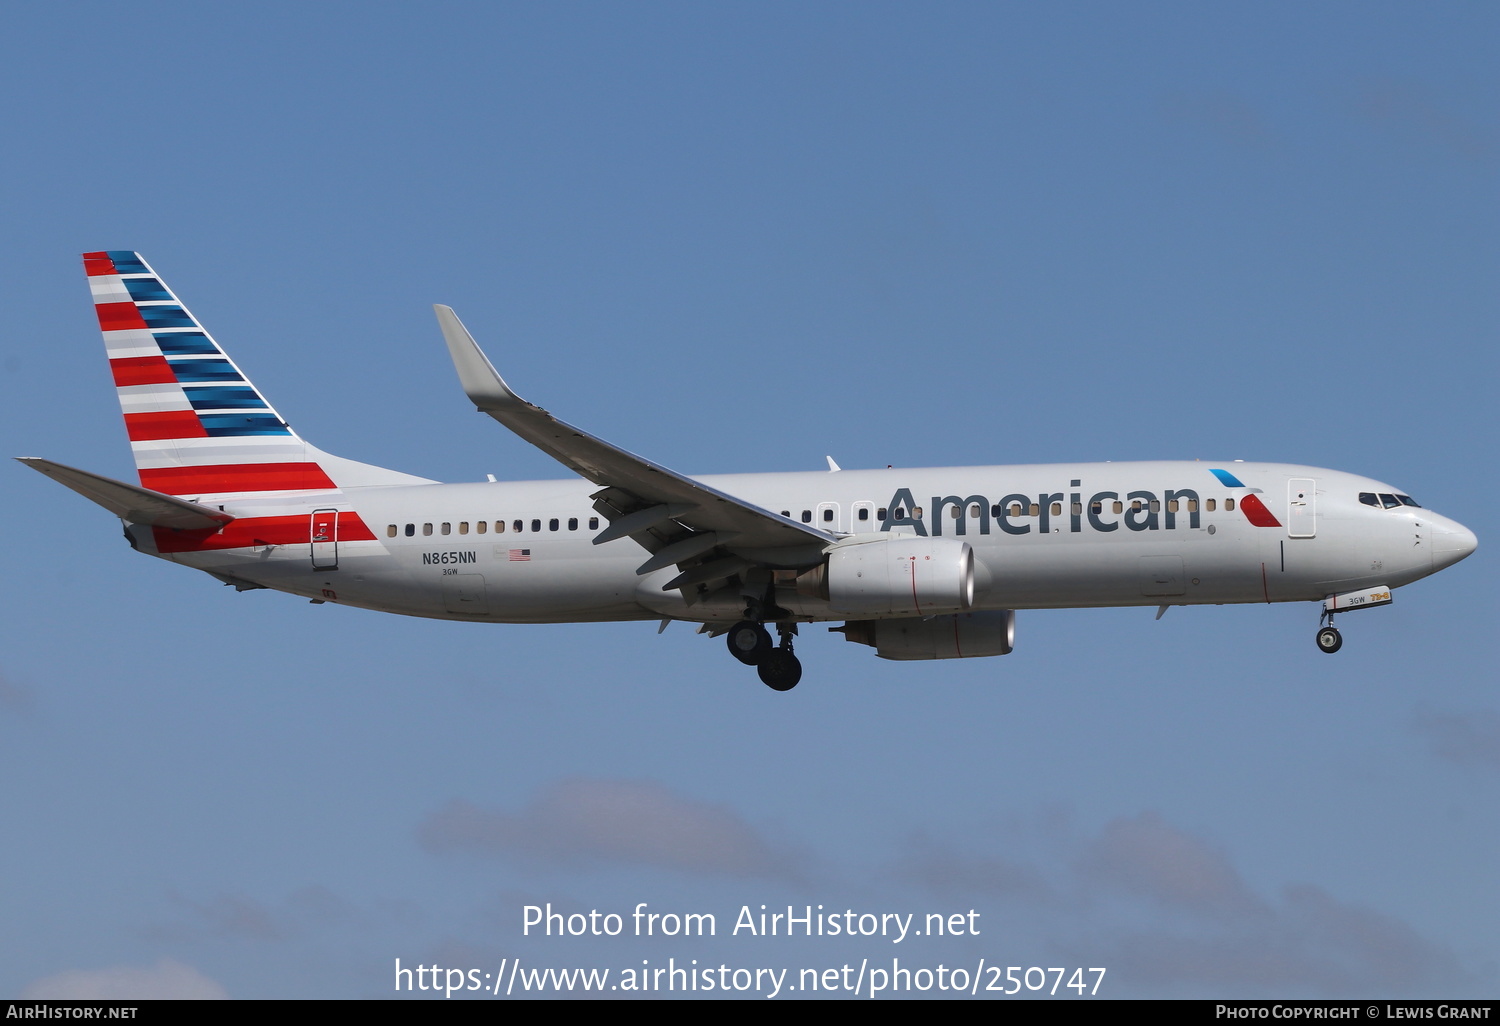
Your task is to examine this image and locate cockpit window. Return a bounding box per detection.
[1362,491,1421,509]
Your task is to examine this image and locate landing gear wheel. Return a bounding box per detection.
[1316,626,1343,654]
[757,649,802,691]
[727,621,772,665]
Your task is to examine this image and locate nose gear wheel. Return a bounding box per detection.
[1316,626,1342,653]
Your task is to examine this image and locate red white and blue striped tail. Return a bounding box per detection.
[84,251,428,499]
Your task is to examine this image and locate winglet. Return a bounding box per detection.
[434,305,523,411]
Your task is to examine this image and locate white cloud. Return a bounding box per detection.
[1413,707,1500,772]
[173,893,283,941]
[1356,79,1496,164]
[0,673,35,714]
[1078,811,1263,916]
[420,777,802,880]
[897,833,1057,904]
[902,811,1466,996]
[22,959,228,999]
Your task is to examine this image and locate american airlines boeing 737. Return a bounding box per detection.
[20,252,1478,690]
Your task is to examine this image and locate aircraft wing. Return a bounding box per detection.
[17,458,236,530]
[436,306,834,584]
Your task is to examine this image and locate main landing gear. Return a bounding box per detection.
[726,619,802,691]
[727,621,772,665]
[1316,609,1343,654]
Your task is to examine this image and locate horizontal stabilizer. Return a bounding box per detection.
[17,458,236,530]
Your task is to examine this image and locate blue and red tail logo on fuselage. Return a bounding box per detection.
[1209,468,1282,528]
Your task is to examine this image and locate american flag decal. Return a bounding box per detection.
[508,549,531,561]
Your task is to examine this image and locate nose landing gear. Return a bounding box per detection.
[1316,608,1342,654]
[1314,587,1393,654]
[1316,624,1343,654]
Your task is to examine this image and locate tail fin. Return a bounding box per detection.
[84,251,429,499]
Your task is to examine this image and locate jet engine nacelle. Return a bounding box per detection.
[823,536,975,617]
[838,610,1016,661]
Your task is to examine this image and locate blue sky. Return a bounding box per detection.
[1,2,1494,1000]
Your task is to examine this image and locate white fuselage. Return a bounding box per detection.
[134,460,1475,625]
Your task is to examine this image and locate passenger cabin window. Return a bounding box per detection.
[1028,503,1040,516]
[441,522,451,535]
[531,519,542,532]
[568,517,578,530]
[877,508,888,521]
[801,510,812,523]
[405,524,415,537]
[513,520,523,533]
[1225,498,1236,511]
[549,518,559,531]
[1051,502,1062,517]
[493,521,504,533]
[1167,500,1179,514]
[1072,502,1083,516]
[1149,500,1160,513]
[823,509,834,523]
[386,525,397,538]
[477,521,487,534]
[1205,499,1216,512]
[1187,499,1198,513]
[780,510,790,518]
[589,517,599,529]
[1090,501,1102,515]
[1009,503,1024,517]
[1112,501,1124,515]
[950,507,962,520]
[893,508,906,520]
[422,523,433,536]
[858,508,870,521]
[458,522,469,535]
[1130,500,1142,512]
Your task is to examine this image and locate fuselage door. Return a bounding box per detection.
[311,508,339,570]
[1287,478,1316,538]
[817,501,841,533]
[851,501,876,533]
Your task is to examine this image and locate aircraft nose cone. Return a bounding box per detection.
[1432,518,1478,571]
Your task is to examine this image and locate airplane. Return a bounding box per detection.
[18,251,1478,691]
